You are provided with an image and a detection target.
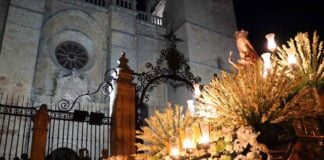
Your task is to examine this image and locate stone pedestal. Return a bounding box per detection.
[30,104,50,160]
[111,53,136,159]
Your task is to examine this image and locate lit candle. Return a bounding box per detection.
[261,53,271,78]
[187,100,195,115]
[170,147,180,159]
[170,137,180,159]
[261,53,272,70]
[199,122,210,144]
[183,127,195,150]
[265,33,277,52]
[198,122,210,150]
[288,54,298,65]
[183,139,193,149]
[194,83,201,97]
[287,48,298,65]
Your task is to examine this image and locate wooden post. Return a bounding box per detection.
[111,53,136,159]
[319,88,324,110]
[30,104,50,160]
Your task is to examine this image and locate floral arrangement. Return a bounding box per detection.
[135,104,196,159]
[208,125,269,160]
[135,32,324,160]
[135,106,269,160]
[196,31,323,129]
[276,32,323,84]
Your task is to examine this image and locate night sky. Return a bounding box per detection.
[233,0,324,54]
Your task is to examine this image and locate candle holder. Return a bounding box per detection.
[170,152,180,160]
[185,148,194,155]
[196,142,210,151]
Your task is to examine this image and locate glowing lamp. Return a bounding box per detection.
[183,127,195,154]
[261,53,272,78]
[187,100,195,115]
[170,148,180,159]
[288,54,298,65]
[286,48,298,65]
[199,122,210,144]
[194,83,201,97]
[265,33,277,52]
[261,53,272,70]
[170,137,180,159]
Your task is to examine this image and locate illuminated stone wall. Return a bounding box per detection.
[165,0,238,106]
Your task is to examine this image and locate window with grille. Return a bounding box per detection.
[55,41,89,70]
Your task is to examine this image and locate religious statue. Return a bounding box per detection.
[228,29,259,68]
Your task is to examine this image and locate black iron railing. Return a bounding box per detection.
[0,93,112,160]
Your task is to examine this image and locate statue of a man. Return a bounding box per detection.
[229,29,259,68]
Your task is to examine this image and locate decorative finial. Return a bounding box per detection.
[118,52,131,71]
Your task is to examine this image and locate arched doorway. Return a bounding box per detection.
[46,148,78,160]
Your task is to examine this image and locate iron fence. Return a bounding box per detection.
[0,93,112,160]
[0,94,35,160]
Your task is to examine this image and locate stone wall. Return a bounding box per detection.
[109,6,137,69]
[0,0,45,95]
[181,0,238,81]
[165,0,238,106]
[109,6,168,115]
[32,0,110,105]
[135,21,167,114]
[0,0,10,52]
[0,0,170,112]
[0,0,239,121]
[0,0,240,158]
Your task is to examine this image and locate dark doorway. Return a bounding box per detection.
[46,148,78,160]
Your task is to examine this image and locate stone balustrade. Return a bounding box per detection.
[83,0,111,7]
[80,0,136,9]
[77,0,165,27]
[113,0,135,10]
[137,11,164,27]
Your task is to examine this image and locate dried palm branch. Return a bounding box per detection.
[135,104,196,159]
[276,31,324,86]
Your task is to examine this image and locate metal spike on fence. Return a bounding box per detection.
[10,94,14,106]
[0,92,3,104]
[5,94,9,106]
[21,96,25,107]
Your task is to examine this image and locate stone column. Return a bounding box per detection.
[112,0,117,5]
[132,0,136,10]
[111,53,136,158]
[30,104,50,160]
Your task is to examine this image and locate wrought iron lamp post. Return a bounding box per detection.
[133,30,201,127]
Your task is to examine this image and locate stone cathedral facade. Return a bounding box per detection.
[0,0,237,110]
[0,0,237,158]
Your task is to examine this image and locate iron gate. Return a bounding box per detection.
[0,94,112,160]
[0,94,36,160]
[46,104,111,160]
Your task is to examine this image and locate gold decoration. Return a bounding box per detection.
[135,31,324,159]
[197,32,323,128]
[228,30,259,69]
[276,32,323,82]
[134,104,196,159]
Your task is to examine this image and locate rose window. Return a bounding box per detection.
[55,41,89,70]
